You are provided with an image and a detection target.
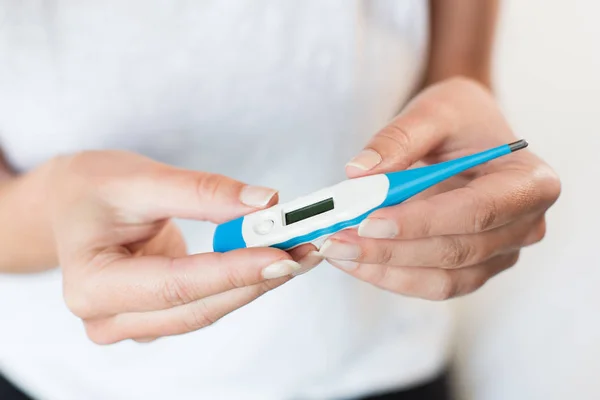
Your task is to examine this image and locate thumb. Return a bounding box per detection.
[345,95,449,178]
[117,167,278,224]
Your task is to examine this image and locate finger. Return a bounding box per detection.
[356,164,560,239]
[323,215,541,268]
[288,244,323,276]
[111,166,279,224]
[345,103,447,176]
[63,248,301,319]
[328,252,520,301]
[84,277,288,344]
[287,243,317,261]
[345,78,509,178]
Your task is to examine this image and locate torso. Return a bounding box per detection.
[0,1,453,399]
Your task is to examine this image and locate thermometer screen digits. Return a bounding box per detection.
[284,198,334,225]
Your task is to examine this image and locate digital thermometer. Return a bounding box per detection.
[213,140,528,252]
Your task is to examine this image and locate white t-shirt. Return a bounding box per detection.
[0,1,454,399]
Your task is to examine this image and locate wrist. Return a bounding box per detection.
[424,67,492,90]
[0,159,60,273]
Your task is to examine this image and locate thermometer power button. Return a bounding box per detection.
[253,219,275,235]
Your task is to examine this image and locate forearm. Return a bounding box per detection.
[0,160,57,273]
[425,0,499,88]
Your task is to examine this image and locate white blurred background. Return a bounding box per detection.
[453,0,600,399]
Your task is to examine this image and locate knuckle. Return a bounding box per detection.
[162,261,194,306]
[536,165,562,206]
[545,176,562,203]
[416,211,432,238]
[185,299,217,332]
[86,330,112,345]
[463,274,489,296]
[195,173,227,202]
[375,244,395,265]
[471,193,498,232]
[377,124,412,162]
[223,264,249,289]
[373,265,394,288]
[515,163,561,213]
[393,216,406,238]
[440,237,473,268]
[504,251,521,269]
[526,218,547,245]
[84,322,115,345]
[429,270,458,301]
[259,278,284,292]
[64,291,93,319]
[63,277,96,319]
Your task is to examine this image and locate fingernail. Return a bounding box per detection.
[346,149,382,171]
[319,240,360,260]
[292,251,324,276]
[134,337,157,343]
[262,260,301,279]
[329,259,359,271]
[358,218,398,239]
[240,185,277,208]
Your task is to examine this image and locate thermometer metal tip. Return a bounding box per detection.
[508,139,528,152]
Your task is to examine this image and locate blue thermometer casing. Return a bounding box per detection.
[213,140,527,252]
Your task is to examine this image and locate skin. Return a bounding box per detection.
[318,0,560,300]
[0,0,561,343]
[322,77,561,300]
[319,0,561,299]
[425,0,499,88]
[0,151,318,343]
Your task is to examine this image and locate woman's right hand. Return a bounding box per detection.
[45,151,319,344]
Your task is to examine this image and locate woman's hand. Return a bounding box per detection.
[46,151,318,344]
[320,77,561,300]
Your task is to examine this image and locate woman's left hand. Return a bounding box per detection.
[320,77,561,300]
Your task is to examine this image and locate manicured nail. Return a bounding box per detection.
[292,251,324,276]
[319,240,360,260]
[240,185,277,208]
[329,259,359,271]
[358,218,398,239]
[262,260,301,279]
[346,149,382,171]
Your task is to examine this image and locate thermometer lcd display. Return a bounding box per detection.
[285,198,334,225]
